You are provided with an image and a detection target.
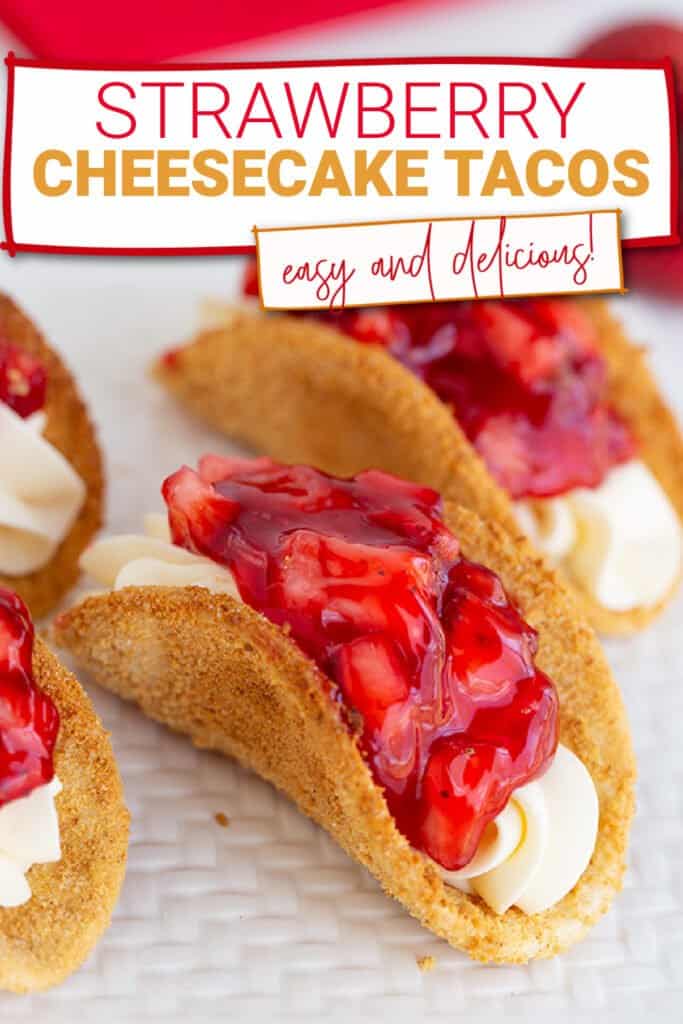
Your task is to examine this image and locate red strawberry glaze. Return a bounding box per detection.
[0,589,59,808]
[163,457,559,870]
[239,264,636,499]
[0,339,47,419]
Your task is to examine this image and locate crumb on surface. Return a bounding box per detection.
[417,955,436,973]
[214,812,230,828]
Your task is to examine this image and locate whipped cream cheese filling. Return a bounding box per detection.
[81,514,241,598]
[438,745,599,915]
[516,460,682,612]
[0,404,86,576]
[0,777,62,907]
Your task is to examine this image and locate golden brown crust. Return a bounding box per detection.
[53,502,635,964]
[0,294,104,618]
[156,309,518,532]
[154,301,682,633]
[0,639,129,993]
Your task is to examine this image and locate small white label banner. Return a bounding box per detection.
[255,210,624,310]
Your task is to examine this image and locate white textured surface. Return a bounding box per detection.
[1,0,683,1020]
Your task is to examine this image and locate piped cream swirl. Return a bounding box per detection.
[81,514,240,597]
[0,404,85,575]
[0,778,62,907]
[516,460,682,612]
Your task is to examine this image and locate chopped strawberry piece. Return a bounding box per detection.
[444,563,539,703]
[445,592,536,701]
[336,309,409,348]
[470,670,559,776]
[451,559,507,607]
[334,634,411,732]
[162,465,239,552]
[274,530,436,661]
[164,457,559,871]
[0,339,47,419]
[420,739,513,870]
[470,300,595,387]
[0,589,59,808]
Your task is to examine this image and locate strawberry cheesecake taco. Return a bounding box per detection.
[0,587,128,992]
[0,294,104,618]
[55,455,635,963]
[154,269,683,634]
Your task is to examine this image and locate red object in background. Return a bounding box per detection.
[576,21,683,301]
[0,1,450,63]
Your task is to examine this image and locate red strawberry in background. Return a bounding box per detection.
[575,21,683,301]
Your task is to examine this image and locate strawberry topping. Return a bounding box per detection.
[239,266,636,499]
[163,457,558,870]
[0,338,47,419]
[242,259,260,298]
[0,589,59,808]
